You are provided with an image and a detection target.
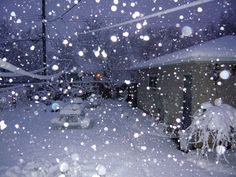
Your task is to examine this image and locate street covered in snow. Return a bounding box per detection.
[0,99,235,177]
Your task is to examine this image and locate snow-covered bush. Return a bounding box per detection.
[180,98,236,157]
[86,94,102,108]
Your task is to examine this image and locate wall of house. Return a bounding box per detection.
[137,63,191,125]
[190,62,216,112]
[192,61,236,110]
[211,61,236,107]
[136,59,236,127]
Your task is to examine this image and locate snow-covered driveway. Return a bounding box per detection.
[0,100,235,177]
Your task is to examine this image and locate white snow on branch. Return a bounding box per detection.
[0,59,63,80]
[0,65,50,77]
[185,101,236,155]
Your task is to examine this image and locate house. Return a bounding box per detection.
[130,35,236,129]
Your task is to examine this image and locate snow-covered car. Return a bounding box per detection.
[51,98,91,128]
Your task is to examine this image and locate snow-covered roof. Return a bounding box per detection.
[130,35,236,70]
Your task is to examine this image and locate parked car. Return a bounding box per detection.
[51,98,91,129]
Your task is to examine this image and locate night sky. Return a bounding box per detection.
[1,0,236,38]
[1,0,235,72]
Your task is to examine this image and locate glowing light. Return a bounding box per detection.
[51,102,60,111]
[95,72,103,80]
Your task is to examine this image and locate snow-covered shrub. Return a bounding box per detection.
[180,98,236,156]
[86,94,102,108]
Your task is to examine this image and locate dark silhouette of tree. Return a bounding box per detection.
[0,20,42,71]
[219,10,236,36]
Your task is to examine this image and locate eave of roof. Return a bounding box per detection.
[130,35,236,70]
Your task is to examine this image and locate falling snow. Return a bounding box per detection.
[181,26,193,37]
[136,23,142,30]
[30,45,35,51]
[10,11,16,17]
[122,31,129,37]
[110,35,118,42]
[52,64,59,71]
[219,70,231,80]
[0,120,7,130]
[111,5,117,12]
[62,39,69,45]
[78,50,84,57]
[0,0,235,176]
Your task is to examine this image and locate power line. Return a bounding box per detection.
[75,0,215,35]
[0,1,215,48]
[47,2,81,23]
[40,0,82,76]
[0,38,41,44]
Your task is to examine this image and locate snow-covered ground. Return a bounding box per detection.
[0,99,236,177]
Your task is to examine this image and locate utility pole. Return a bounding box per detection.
[42,0,47,75]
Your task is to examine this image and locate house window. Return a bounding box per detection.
[149,76,158,88]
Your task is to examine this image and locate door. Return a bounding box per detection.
[182,74,192,129]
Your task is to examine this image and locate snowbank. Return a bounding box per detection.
[0,100,236,177]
